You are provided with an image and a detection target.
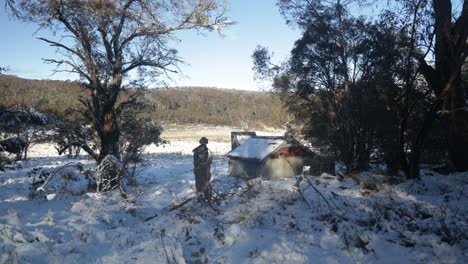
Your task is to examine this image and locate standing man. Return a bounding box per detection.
[193,137,212,201]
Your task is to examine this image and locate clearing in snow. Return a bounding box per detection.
[0,128,467,263]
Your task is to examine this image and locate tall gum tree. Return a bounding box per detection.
[417,0,468,172]
[15,0,232,162]
[254,0,384,172]
[257,0,467,177]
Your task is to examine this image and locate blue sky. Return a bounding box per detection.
[0,0,300,91]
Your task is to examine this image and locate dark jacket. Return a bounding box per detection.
[193,144,212,168]
[193,144,212,193]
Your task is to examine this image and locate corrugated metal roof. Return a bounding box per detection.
[226,137,285,161]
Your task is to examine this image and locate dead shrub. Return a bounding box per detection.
[362,180,379,192]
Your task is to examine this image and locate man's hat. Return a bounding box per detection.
[199,137,208,144]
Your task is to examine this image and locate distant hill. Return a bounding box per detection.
[0,75,286,128]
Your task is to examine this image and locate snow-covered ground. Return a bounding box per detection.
[1,133,467,263]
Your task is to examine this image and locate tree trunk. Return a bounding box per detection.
[22,140,29,160]
[98,109,120,163]
[448,111,468,170]
[408,100,441,179]
[431,0,468,171]
[23,145,28,160]
[399,117,410,176]
[355,135,370,171]
[447,76,468,170]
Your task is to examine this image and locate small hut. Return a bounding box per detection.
[225,136,316,180]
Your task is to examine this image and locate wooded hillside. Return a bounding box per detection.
[0,75,286,128]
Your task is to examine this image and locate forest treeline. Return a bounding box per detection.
[253,0,468,177]
[0,75,286,128]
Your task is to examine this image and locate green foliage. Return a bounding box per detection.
[254,1,451,174]
[119,102,164,164]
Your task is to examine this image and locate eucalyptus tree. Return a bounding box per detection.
[254,1,385,171]
[387,0,468,177]
[15,0,232,162]
[255,0,467,177]
[416,0,468,172]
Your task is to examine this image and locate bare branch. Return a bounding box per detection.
[36,36,85,61]
[453,0,468,44]
[115,91,141,115]
[56,141,99,161]
[453,0,468,62]
[122,60,178,74]
[112,0,136,46]
[42,58,92,82]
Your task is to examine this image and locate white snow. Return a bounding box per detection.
[1,137,467,263]
[226,137,284,161]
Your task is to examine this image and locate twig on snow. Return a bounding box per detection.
[294,174,340,216]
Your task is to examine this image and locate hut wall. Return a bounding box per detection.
[228,159,259,179]
[259,156,305,180]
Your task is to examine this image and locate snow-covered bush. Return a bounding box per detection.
[119,116,164,165]
[51,117,94,159]
[0,137,26,161]
[96,155,122,192]
[0,152,12,171]
[28,163,94,199]
[0,105,51,160]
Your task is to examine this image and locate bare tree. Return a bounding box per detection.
[15,0,232,162]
